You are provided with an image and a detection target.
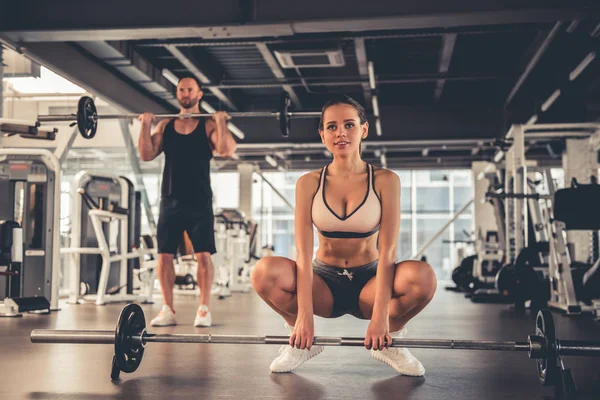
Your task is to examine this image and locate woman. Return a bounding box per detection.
[251,95,437,375]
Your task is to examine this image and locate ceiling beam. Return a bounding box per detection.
[504,21,563,107]
[10,42,173,114]
[164,44,238,110]
[201,72,511,89]
[0,2,589,42]
[353,38,372,105]
[255,43,302,109]
[434,33,457,102]
[77,41,178,107]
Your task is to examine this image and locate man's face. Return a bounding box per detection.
[177,78,202,109]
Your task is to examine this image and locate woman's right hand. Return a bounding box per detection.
[290,314,315,350]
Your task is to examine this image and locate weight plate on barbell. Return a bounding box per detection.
[114,303,146,374]
[536,309,559,386]
[77,96,98,139]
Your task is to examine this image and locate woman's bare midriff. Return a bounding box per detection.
[314,233,379,268]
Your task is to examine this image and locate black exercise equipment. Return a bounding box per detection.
[554,177,600,230]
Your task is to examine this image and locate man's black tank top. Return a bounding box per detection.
[160,118,213,206]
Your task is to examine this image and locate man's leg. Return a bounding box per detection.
[185,203,218,326]
[153,199,184,326]
[195,252,214,314]
[157,253,176,311]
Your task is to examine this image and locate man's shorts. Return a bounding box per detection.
[157,197,216,255]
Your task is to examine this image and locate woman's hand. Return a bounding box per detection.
[290,314,315,350]
[364,315,391,351]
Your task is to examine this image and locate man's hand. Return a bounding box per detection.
[138,112,156,127]
[212,111,231,123]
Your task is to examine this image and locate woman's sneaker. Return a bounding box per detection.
[269,322,324,373]
[270,344,324,373]
[370,328,425,376]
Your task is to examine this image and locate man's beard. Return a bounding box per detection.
[178,97,198,109]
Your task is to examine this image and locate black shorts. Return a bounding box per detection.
[313,258,378,318]
[157,197,216,255]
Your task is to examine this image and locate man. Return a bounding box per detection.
[138,75,237,327]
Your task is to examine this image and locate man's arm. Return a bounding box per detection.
[138,116,168,161]
[206,113,237,157]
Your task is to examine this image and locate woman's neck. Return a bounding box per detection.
[328,155,366,176]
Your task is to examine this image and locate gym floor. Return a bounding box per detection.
[1,286,600,400]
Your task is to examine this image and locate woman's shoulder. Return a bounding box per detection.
[372,165,399,183]
[297,168,323,188]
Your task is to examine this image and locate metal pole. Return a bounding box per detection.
[408,198,474,260]
[54,126,80,164]
[254,170,295,211]
[505,22,563,107]
[118,119,157,233]
[0,47,3,118]
[37,111,322,123]
[30,329,531,352]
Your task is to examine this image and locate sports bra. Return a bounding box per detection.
[311,163,382,238]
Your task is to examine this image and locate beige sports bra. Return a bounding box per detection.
[311,163,382,238]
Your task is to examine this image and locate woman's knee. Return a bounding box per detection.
[393,260,437,301]
[251,256,293,294]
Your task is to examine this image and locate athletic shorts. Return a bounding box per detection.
[157,197,216,255]
[313,258,378,318]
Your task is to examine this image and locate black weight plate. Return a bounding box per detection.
[536,309,559,386]
[495,264,517,297]
[115,303,146,374]
[77,96,98,139]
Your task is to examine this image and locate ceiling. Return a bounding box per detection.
[1,1,599,170]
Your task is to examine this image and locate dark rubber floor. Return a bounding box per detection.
[1,285,599,399]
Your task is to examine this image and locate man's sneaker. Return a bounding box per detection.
[371,328,425,376]
[150,305,177,327]
[270,344,324,373]
[194,304,212,327]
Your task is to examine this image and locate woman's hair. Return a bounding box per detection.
[318,95,368,130]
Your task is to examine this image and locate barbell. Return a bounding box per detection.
[30,303,600,388]
[36,92,321,140]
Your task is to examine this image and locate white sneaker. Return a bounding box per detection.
[270,345,324,373]
[269,323,324,373]
[150,305,177,327]
[371,328,425,376]
[194,304,212,327]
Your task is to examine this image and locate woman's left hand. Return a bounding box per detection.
[364,315,391,351]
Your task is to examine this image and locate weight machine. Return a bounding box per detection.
[0,149,61,316]
[211,208,259,299]
[61,172,154,305]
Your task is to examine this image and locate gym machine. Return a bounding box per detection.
[0,149,60,316]
[211,208,259,299]
[61,171,154,305]
[545,131,600,316]
[488,123,600,313]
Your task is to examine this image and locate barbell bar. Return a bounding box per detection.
[29,303,600,388]
[36,92,320,140]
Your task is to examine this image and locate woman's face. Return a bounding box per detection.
[319,104,368,157]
